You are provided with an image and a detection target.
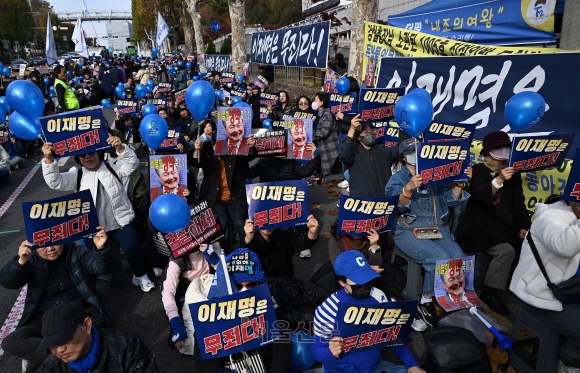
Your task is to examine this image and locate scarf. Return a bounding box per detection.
[357,144,389,197]
[482,156,507,175]
[68,326,100,373]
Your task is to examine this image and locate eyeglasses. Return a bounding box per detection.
[298,101,309,106]
[234,281,259,290]
[79,152,96,159]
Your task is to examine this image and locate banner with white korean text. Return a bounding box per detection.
[205,55,231,73]
[337,195,398,237]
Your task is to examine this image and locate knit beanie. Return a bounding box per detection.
[226,248,265,283]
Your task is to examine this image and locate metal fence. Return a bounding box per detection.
[250,63,325,88]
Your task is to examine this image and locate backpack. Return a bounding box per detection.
[422,326,493,373]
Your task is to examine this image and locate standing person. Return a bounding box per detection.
[248,85,262,128]
[98,64,115,102]
[267,91,294,120]
[175,66,187,90]
[135,63,150,85]
[510,195,580,373]
[461,131,531,315]
[53,65,80,112]
[116,62,127,83]
[40,137,156,293]
[330,53,348,76]
[312,92,338,183]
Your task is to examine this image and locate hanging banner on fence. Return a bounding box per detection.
[39,106,109,158]
[387,0,556,46]
[335,300,417,351]
[153,83,172,98]
[424,122,476,145]
[277,118,313,160]
[562,149,580,204]
[159,128,183,151]
[357,88,405,124]
[152,199,223,259]
[220,72,236,84]
[337,194,398,237]
[149,154,188,202]
[190,284,278,359]
[375,121,399,147]
[435,256,486,312]
[329,92,358,116]
[253,75,270,92]
[324,69,340,93]
[116,99,139,115]
[251,21,330,68]
[508,133,575,173]
[146,98,168,111]
[246,180,310,230]
[417,139,470,186]
[22,190,99,248]
[205,55,232,73]
[252,128,287,156]
[215,107,252,156]
[259,92,280,107]
[291,110,319,130]
[174,88,187,103]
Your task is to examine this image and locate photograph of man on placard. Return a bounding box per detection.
[286,119,314,160]
[215,107,252,156]
[150,154,189,202]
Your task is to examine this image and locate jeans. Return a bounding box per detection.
[214,200,246,241]
[371,360,407,373]
[84,223,148,277]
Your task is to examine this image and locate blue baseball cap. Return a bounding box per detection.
[334,251,379,285]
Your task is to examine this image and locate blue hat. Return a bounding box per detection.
[226,248,265,283]
[334,251,379,285]
[399,137,417,156]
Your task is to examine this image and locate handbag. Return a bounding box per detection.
[398,187,443,240]
[526,231,580,304]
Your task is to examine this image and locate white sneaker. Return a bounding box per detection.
[337,180,349,189]
[300,249,311,258]
[345,186,350,194]
[132,275,155,292]
[153,267,163,278]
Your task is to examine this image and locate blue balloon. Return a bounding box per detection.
[262,119,273,129]
[68,55,73,60]
[142,103,158,117]
[8,112,41,140]
[0,96,10,113]
[196,62,200,67]
[135,84,147,99]
[43,77,49,85]
[231,96,242,105]
[118,82,125,88]
[504,91,546,132]
[394,94,433,137]
[290,332,315,371]
[92,52,95,57]
[149,194,191,233]
[6,80,45,123]
[336,76,350,95]
[78,76,84,82]
[115,86,124,97]
[177,61,183,67]
[49,92,55,98]
[100,99,112,109]
[146,79,155,89]
[151,47,159,56]
[0,62,3,71]
[169,77,173,83]
[139,113,168,150]
[234,102,253,120]
[236,74,244,83]
[193,76,199,81]
[186,62,192,69]
[0,107,6,123]
[146,86,152,93]
[215,90,223,100]
[72,78,79,85]
[3,67,10,77]
[409,88,431,102]
[186,81,215,122]
[198,72,204,78]
[49,86,55,94]
[121,92,127,99]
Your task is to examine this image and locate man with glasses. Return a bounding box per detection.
[40,136,156,293]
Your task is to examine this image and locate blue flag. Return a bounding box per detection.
[207,257,238,299]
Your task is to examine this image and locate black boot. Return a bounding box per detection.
[480,286,510,315]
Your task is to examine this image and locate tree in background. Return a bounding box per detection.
[220,38,232,54]
[348,0,378,80]
[206,38,216,54]
[228,0,246,73]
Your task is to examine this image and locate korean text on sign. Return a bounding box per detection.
[337,194,398,237]
[417,139,470,186]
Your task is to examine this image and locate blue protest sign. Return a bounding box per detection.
[220,72,235,84]
[159,128,183,151]
[329,92,357,116]
[337,194,398,237]
[374,122,398,147]
[174,88,187,103]
[259,107,269,121]
[0,123,10,144]
[153,83,172,98]
[562,149,580,204]
[423,121,476,145]
[253,75,269,92]
[205,55,231,73]
[189,284,278,359]
[358,88,405,124]
[387,0,556,46]
[417,139,470,186]
[335,300,417,351]
[210,21,221,33]
[290,110,318,130]
[259,92,280,107]
[22,190,100,248]
[508,133,575,173]
[116,99,139,115]
[246,180,310,230]
[145,98,168,112]
[251,21,330,68]
[39,106,109,158]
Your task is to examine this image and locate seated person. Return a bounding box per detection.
[312,250,424,373]
[240,215,319,277]
[37,301,159,372]
[0,228,112,369]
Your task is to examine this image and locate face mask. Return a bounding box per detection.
[311,101,319,110]
[360,132,376,146]
[349,283,373,299]
[405,151,417,165]
[489,147,510,161]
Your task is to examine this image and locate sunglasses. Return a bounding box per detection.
[79,152,96,159]
[298,101,309,105]
[235,281,259,290]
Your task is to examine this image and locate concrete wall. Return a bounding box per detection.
[378,0,431,20]
[561,0,580,50]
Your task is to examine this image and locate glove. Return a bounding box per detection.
[169,316,187,345]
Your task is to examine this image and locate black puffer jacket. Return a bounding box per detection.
[0,242,113,326]
[39,328,159,372]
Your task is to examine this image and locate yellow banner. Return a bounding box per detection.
[362,22,561,85]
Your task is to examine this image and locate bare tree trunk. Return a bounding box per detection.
[348,0,378,80]
[180,2,194,54]
[228,0,246,73]
[186,0,206,71]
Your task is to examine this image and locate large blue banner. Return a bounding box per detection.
[509,133,575,173]
[246,180,310,230]
[387,0,556,45]
[357,88,405,124]
[417,139,470,186]
[204,55,231,73]
[335,300,417,351]
[189,284,278,359]
[563,149,580,204]
[250,21,330,68]
[39,106,109,158]
[22,190,99,248]
[329,93,358,116]
[337,195,399,237]
[376,53,580,150]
